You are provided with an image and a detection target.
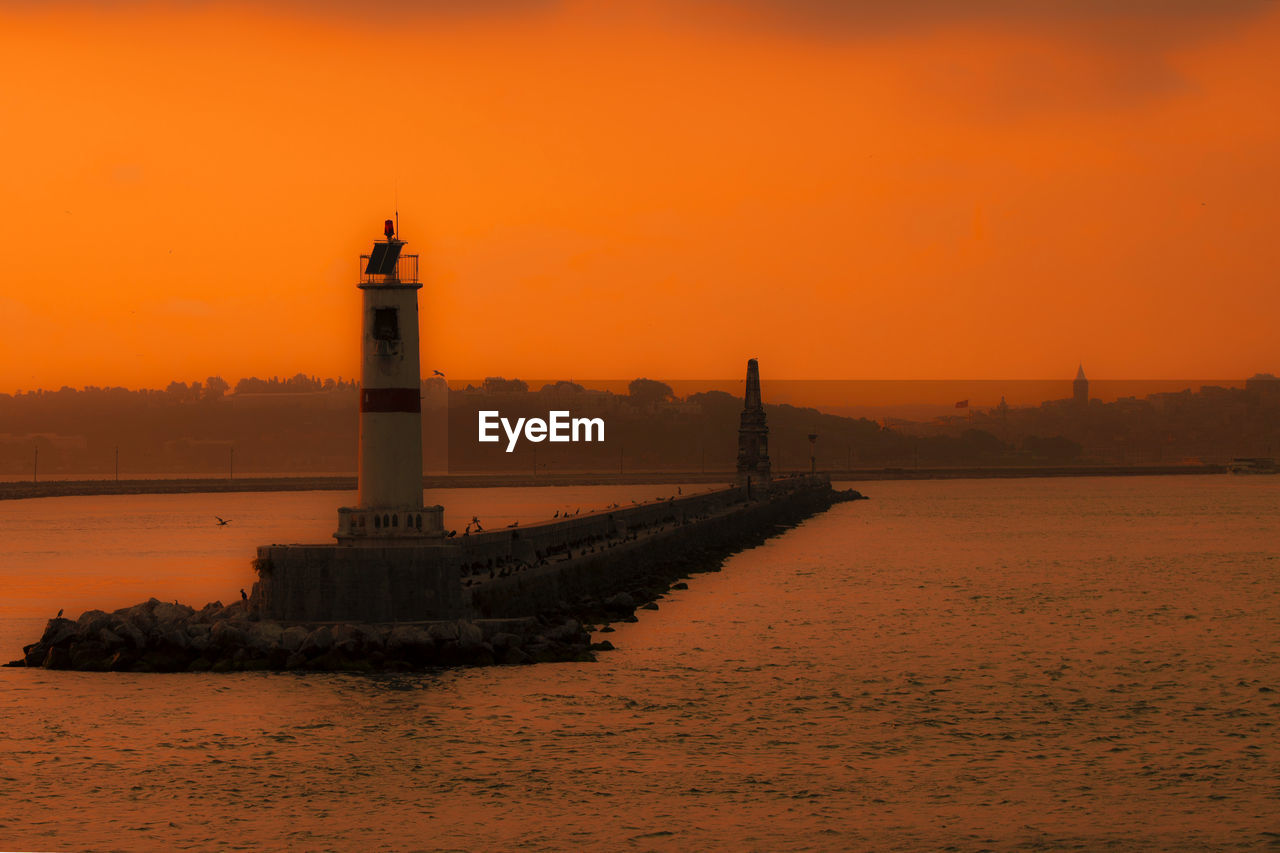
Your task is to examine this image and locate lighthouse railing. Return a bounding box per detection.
[359,253,419,285]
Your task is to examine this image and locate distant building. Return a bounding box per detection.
[1245,373,1279,396]
[1074,364,1089,408]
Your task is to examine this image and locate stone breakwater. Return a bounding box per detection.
[5,598,593,673]
[466,484,868,623]
[7,481,865,673]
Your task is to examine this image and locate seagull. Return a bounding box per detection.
[432,369,445,377]
[215,516,231,526]
[56,608,63,618]
[447,529,457,538]
[553,510,559,518]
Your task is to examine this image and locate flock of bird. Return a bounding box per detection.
[456,500,713,589]
[210,489,695,545]
[193,489,714,601]
[450,492,690,537]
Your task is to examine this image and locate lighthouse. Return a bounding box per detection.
[335,219,444,542]
[736,358,771,488]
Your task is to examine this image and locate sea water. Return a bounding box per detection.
[0,476,1276,850]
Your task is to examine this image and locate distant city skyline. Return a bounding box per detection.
[4,366,1274,478]
[4,369,1273,412]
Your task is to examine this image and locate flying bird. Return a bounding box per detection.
[215,516,231,526]
[432,369,445,377]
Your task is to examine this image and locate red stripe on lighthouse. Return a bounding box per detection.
[361,387,421,413]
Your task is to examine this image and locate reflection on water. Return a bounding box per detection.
[1,475,1278,850]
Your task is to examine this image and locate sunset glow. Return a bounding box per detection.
[2,1,1278,391]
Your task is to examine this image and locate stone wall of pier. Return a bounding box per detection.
[464,477,839,619]
[253,544,462,623]
[253,477,835,624]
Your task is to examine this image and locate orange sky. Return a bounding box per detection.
[1,0,1278,392]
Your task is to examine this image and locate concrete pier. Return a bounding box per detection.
[251,476,848,624]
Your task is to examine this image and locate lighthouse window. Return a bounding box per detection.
[374,515,381,529]
[372,307,400,341]
[392,514,399,527]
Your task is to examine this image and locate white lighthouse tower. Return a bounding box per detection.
[335,219,444,542]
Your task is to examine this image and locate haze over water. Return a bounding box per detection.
[1,476,1277,850]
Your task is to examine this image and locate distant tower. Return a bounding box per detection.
[335,219,443,542]
[1074,364,1089,408]
[736,358,771,487]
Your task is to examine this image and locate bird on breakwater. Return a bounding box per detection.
[56,608,63,618]
[215,516,231,526]
[240,589,247,601]
[553,510,559,518]
[446,530,457,538]
[471,516,484,531]
[507,521,519,528]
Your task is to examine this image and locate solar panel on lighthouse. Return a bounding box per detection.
[364,242,403,276]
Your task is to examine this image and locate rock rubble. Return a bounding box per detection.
[5,598,591,673]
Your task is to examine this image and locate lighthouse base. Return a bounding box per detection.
[334,505,445,543]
